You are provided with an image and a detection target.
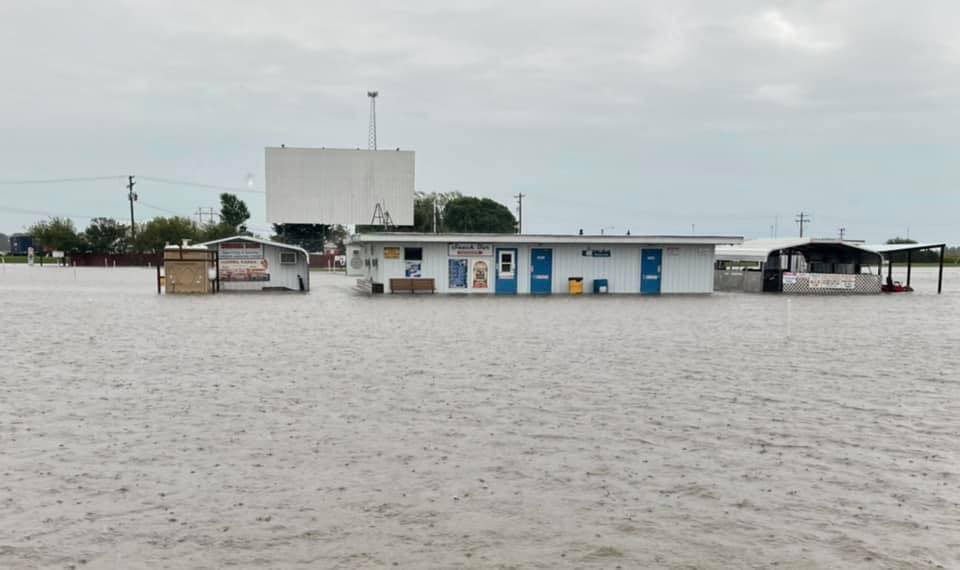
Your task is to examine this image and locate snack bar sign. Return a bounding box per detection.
[448,243,493,257]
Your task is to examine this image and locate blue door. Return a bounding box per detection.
[531,248,553,294]
[495,248,518,294]
[641,249,662,294]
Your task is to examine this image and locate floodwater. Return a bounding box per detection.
[1,265,958,569]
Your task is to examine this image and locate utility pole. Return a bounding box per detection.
[514,193,525,234]
[194,207,219,225]
[127,175,137,240]
[838,227,846,240]
[367,91,378,150]
[795,211,811,237]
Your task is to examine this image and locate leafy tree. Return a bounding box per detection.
[326,224,350,252]
[219,193,250,232]
[442,196,517,233]
[414,191,461,232]
[84,217,128,254]
[356,191,463,234]
[200,221,240,243]
[272,224,328,251]
[0,232,9,252]
[135,216,200,254]
[30,217,84,253]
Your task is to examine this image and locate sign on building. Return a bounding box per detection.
[806,273,856,290]
[383,247,401,259]
[219,242,270,282]
[448,243,493,256]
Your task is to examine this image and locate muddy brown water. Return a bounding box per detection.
[1,266,958,569]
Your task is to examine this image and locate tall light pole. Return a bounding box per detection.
[367,91,378,150]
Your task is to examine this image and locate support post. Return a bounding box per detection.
[938,245,944,294]
[907,250,912,288]
[887,255,893,284]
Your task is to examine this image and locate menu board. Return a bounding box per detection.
[448,259,468,288]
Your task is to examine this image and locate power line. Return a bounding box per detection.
[137,176,265,194]
[0,175,124,185]
[139,201,185,216]
[0,205,99,220]
[0,174,264,194]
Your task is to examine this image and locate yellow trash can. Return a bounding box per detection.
[568,277,584,295]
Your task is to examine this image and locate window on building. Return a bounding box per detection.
[280,252,297,265]
[404,247,423,261]
[499,251,513,275]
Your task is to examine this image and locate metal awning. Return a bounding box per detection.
[866,242,946,254]
[716,238,881,263]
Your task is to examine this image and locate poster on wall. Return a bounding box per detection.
[384,247,401,259]
[448,259,468,288]
[449,243,493,256]
[219,242,270,282]
[405,261,422,277]
[472,260,489,288]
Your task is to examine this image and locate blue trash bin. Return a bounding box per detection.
[593,279,609,294]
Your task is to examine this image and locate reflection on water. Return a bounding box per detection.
[2,266,958,568]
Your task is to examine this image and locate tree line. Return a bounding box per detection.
[23,193,254,255]
[884,238,958,263]
[11,191,520,256]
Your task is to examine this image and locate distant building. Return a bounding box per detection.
[9,234,36,255]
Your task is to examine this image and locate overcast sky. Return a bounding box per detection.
[1,1,958,242]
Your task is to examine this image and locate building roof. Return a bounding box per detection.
[350,233,743,246]
[716,238,882,263]
[199,235,310,261]
[867,242,946,254]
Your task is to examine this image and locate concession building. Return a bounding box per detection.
[349,233,743,295]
